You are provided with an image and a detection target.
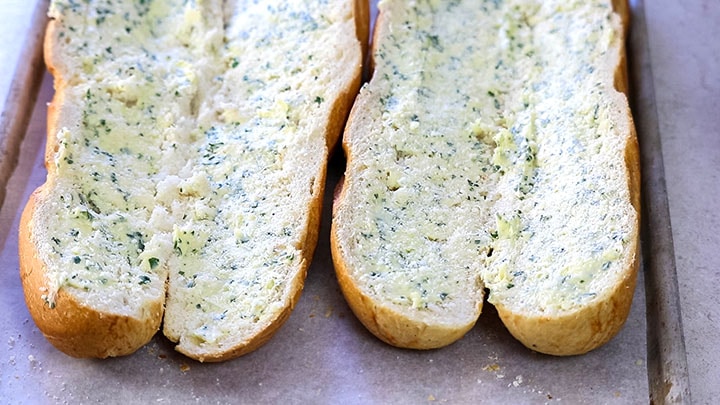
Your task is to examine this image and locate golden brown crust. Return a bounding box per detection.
[43,16,60,78]
[19,191,163,358]
[43,19,62,173]
[354,0,370,61]
[615,0,642,219]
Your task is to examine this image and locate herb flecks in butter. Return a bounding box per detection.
[338,0,633,316]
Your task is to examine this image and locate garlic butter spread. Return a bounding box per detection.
[40,0,356,349]
[339,0,634,316]
[42,0,200,313]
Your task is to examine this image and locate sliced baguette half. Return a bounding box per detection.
[331,0,639,355]
[20,0,366,360]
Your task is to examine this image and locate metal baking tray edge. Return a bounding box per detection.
[628,0,691,403]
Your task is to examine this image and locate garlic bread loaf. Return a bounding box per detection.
[331,0,639,355]
[20,0,366,361]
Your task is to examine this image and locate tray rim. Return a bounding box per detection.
[627,0,692,403]
[0,0,47,210]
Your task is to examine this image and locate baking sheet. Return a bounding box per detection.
[0,0,46,210]
[0,1,682,403]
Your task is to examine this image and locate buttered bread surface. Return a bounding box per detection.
[20,0,364,360]
[332,0,638,354]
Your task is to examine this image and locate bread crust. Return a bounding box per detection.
[332,0,639,355]
[19,191,163,358]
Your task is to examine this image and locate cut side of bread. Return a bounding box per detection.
[20,0,365,361]
[162,0,367,362]
[331,0,639,355]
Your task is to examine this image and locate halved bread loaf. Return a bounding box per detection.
[20,0,366,361]
[331,0,639,355]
